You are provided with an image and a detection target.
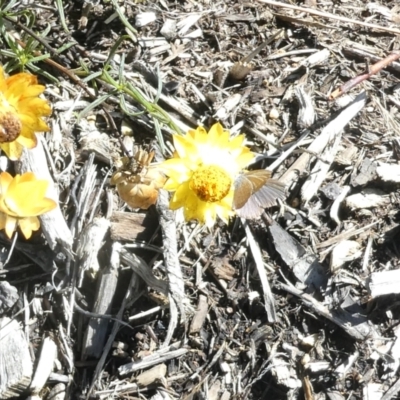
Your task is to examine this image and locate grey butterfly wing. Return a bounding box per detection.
[236,179,286,219]
[252,179,286,207]
[235,196,264,219]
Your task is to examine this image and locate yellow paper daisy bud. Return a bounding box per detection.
[0,172,57,239]
[111,147,167,209]
[0,67,51,160]
[160,123,255,227]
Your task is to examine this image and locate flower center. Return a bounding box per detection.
[0,110,21,143]
[190,165,231,202]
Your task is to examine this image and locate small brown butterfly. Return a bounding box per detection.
[233,170,286,219]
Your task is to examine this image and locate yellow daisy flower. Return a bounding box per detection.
[160,123,254,226]
[0,172,57,239]
[0,67,51,160]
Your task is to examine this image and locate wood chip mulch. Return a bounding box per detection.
[2,1,400,400]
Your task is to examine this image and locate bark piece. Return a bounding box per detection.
[211,257,236,280]
[0,317,32,399]
[110,211,158,242]
[81,244,119,360]
[351,158,377,187]
[269,220,327,290]
[76,217,110,282]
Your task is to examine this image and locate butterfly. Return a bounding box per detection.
[233,170,286,219]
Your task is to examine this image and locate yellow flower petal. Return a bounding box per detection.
[19,216,40,239]
[0,141,23,160]
[4,215,17,239]
[0,171,12,194]
[0,172,57,238]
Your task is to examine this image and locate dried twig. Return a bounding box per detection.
[330,52,400,100]
[257,0,400,35]
[244,221,276,322]
[278,281,370,340]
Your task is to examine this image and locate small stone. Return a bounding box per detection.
[269,108,280,119]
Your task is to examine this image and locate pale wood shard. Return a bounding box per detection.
[300,92,366,204]
[329,185,351,226]
[17,137,73,257]
[29,337,57,395]
[345,189,389,210]
[76,217,110,283]
[326,392,346,400]
[330,240,362,274]
[208,380,222,400]
[81,240,119,360]
[213,93,242,120]
[295,84,315,128]
[0,318,32,399]
[280,92,366,190]
[189,294,208,334]
[376,162,400,184]
[367,269,400,298]
[135,11,157,28]
[365,383,384,400]
[0,281,18,313]
[244,221,276,322]
[299,48,330,68]
[381,325,400,379]
[270,356,302,389]
[333,351,359,378]
[118,346,188,376]
[135,364,167,387]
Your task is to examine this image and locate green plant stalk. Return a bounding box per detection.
[101,69,183,135]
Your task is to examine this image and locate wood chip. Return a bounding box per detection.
[0,318,32,399]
